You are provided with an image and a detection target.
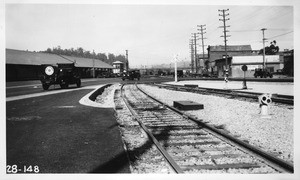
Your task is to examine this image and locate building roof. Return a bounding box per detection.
[6,49,70,65]
[113,61,124,64]
[6,49,113,69]
[209,45,252,52]
[61,55,113,69]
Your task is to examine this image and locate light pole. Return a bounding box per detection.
[261,28,267,70]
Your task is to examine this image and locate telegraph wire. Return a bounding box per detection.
[267,31,293,39]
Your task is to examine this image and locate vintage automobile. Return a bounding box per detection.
[254,68,273,78]
[40,63,81,90]
[121,70,141,81]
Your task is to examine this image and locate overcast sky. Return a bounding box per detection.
[5,2,295,68]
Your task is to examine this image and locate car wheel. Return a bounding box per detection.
[76,79,81,88]
[42,84,49,90]
[60,83,69,89]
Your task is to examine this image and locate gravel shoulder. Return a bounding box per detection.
[138,84,294,163]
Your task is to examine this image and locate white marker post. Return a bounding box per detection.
[174,54,179,82]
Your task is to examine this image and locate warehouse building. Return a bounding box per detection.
[207,45,292,78]
[6,49,113,81]
[214,55,283,78]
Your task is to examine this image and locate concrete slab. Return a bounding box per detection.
[173,101,204,110]
[166,80,294,96]
[184,84,198,88]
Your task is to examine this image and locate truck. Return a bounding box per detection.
[121,70,141,81]
[254,68,273,78]
[40,63,81,90]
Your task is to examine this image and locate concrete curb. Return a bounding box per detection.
[79,84,112,107]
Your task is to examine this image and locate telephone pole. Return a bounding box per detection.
[218,9,230,71]
[261,28,267,70]
[197,24,207,71]
[189,39,194,72]
[125,50,129,72]
[192,33,198,73]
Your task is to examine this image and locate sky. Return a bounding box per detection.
[4,1,296,68]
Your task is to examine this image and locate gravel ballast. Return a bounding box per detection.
[96,84,174,173]
[138,84,294,163]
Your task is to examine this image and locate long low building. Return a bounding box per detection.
[6,49,113,81]
[214,55,283,78]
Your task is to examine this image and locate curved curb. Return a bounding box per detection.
[79,84,112,107]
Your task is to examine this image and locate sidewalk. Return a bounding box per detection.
[166,80,294,96]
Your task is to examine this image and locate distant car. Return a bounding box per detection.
[254,68,273,78]
[172,70,184,78]
[272,69,284,75]
[40,63,81,90]
[122,70,141,81]
[97,72,114,78]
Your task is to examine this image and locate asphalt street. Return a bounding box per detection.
[6,78,123,97]
[6,79,130,173]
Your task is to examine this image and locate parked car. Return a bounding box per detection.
[40,63,81,90]
[272,69,285,75]
[122,70,141,81]
[97,71,114,78]
[254,68,273,78]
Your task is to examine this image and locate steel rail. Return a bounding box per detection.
[120,84,184,173]
[136,84,294,173]
[153,83,294,105]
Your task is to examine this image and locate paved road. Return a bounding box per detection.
[6,78,123,97]
[6,79,130,173]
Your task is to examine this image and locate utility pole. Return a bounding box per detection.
[189,39,194,73]
[92,49,95,78]
[192,33,198,73]
[125,50,129,72]
[197,24,207,72]
[261,28,267,70]
[218,9,230,72]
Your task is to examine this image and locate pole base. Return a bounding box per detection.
[260,105,271,118]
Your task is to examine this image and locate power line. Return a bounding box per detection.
[267,31,293,39]
[230,30,260,32]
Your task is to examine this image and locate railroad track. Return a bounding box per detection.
[120,83,293,173]
[151,83,293,105]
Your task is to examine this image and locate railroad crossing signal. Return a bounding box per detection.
[241,65,248,89]
[242,65,248,71]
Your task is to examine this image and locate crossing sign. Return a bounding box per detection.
[242,65,248,71]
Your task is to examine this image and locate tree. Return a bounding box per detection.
[76,47,84,57]
[84,50,91,58]
[41,46,125,65]
[115,54,126,63]
[97,53,108,63]
[108,53,115,62]
[46,48,52,53]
